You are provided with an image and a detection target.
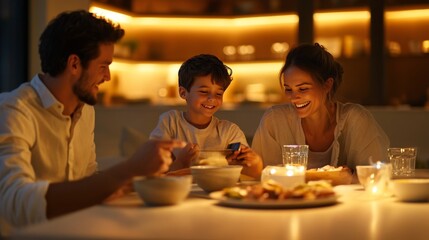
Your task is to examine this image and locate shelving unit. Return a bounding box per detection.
[90,1,429,106]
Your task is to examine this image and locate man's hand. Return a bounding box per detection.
[128,139,186,176]
[170,143,199,171]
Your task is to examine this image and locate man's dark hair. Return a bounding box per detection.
[39,10,125,76]
[178,54,232,91]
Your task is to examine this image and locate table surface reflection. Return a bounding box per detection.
[11,174,429,240]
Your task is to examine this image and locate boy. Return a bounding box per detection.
[150,54,262,179]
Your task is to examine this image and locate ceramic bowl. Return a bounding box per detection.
[190,165,243,192]
[392,179,429,202]
[133,175,192,206]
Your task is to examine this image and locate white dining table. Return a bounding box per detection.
[11,178,429,240]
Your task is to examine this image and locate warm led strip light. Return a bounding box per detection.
[91,4,429,27]
[314,11,370,22]
[90,6,298,27]
[386,9,429,19]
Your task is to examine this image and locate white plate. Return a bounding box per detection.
[209,191,339,209]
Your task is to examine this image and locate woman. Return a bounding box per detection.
[252,43,389,172]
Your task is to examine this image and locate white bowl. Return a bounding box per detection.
[190,165,243,192]
[392,179,429,202]
[133,175,192,206]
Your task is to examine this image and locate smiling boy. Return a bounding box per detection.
[150,54,262,179]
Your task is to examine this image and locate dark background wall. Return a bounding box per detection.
[0,0,28,92]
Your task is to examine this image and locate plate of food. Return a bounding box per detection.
[306,165,353,186]
[209,180,338,209]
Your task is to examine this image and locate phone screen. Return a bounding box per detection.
[228,142,241,152]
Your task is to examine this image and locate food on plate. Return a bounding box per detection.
[196,151,229,166]
[305,165,353,186]
[309,165,345,172]
[221,180,335,201]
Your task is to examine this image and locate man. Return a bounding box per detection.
[0,10,185,233]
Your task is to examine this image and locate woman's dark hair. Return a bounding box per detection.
[279,43,344,100]
[39,10,125,76]
[178,54,233,91]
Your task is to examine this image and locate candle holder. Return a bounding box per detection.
[261,164,306,189]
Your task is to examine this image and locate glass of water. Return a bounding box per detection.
[282,145,309,168]
[388,147,417,176]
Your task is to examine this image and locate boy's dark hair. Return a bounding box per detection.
[39,10,125,76]
[279,43,344,100]
[178,54,232,91]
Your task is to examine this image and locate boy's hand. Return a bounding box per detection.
[227,145,263,179]
[227,145,259,167]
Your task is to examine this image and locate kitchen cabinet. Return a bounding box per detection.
[90,0,429,106]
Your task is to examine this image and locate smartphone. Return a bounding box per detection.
[227,142,241,152]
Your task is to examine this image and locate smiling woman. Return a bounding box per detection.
[252,43,390,175]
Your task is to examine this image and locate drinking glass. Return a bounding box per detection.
[388,147,417,176]
[363,162,392,198]
[282,145,309,167]
[356,165,379,189]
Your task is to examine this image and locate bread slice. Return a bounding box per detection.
[306,166,353,186]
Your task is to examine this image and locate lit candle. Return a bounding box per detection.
[261,165,306,189]
[364,161,392,198]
